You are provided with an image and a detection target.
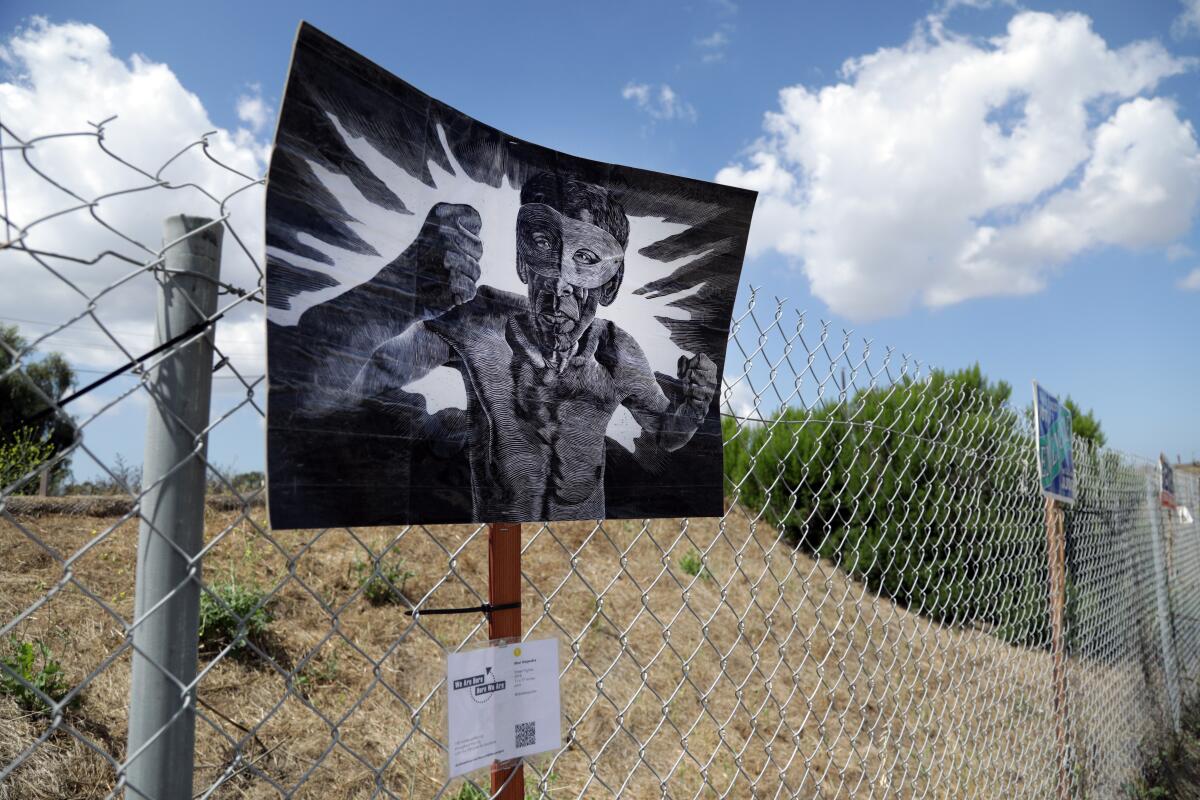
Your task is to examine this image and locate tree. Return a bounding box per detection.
[724,365,1040,641]
[1063,397,1106,448]
[724,364,1125,649]
[953,361,1013,408]
[0,429,56,495]
[0,325,77,493]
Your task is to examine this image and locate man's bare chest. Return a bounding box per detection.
[461,351,619,436]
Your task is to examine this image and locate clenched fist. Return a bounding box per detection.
[408,202,483,313]
[677,353,718,416]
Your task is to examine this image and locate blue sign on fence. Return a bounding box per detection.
[1033,382,1075,505]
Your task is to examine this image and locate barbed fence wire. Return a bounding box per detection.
[1,119,1198,800]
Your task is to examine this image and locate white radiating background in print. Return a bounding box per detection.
[268,115,712,450]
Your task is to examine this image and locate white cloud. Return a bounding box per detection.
[696,28,732,63]
[622,82,698,123]
[1180,267,1200,290]
[622,83,650,105]
[721,378,758,419]
[0,18,268,390]
[932,0,1018,22]
[1167,242,1194,261]
[717,11,1200,320]
[1174,0,1200,38]
[236,85,271,133]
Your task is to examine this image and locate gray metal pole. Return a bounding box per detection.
[1147,471,1182,734]
[125,216,222,800]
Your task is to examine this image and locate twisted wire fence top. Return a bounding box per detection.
[1,118,1198,800]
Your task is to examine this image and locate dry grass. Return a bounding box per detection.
[0,507,1082,798]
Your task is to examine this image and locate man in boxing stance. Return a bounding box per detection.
[348,172,718,521]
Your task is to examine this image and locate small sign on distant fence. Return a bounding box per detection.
[1161,454,1176,508]
[1033,382,1075,505]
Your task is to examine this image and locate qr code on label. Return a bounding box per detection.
[515,721,536,748]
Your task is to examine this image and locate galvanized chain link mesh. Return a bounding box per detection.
[2,121,1198,799]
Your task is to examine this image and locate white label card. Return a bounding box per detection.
[446,638,561,778]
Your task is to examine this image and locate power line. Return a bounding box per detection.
[70,367,264,381]
[1,314,258,340]
[1,315,264,358]
[23,313,225,427]
[0,116,10,242]
[1,314,168,339]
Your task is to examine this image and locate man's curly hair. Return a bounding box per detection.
[519,172,629,249]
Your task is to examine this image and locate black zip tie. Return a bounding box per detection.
[405,601,520,617]
[22,312,224,428]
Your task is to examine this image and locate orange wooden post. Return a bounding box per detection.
[1045,496,1070,800]
[488,522,524,799]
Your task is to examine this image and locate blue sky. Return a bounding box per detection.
[1,0,1198,479]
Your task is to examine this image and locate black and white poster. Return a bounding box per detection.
[265,23,756,528]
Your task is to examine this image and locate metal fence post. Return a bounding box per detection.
[125,216,223,799]
[1147,471,1182,734]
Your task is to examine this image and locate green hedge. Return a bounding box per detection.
[723,366,1051,641]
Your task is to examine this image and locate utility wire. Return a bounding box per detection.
[24,313,224,427]
[0,119,10,242]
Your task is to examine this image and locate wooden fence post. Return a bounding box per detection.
[488,522,524,799]
[1046,496,1070,800]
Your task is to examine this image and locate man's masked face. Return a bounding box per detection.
[517,203,624,356]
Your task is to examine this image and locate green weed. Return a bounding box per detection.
[0,637,74,714]
[679,549,711,581]
[199,578,272,655]
[449,771,557,799]
[353,557,416,605]
[294,649,341,695]
[450,783,487,800]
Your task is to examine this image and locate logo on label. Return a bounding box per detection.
[452,665,505,704]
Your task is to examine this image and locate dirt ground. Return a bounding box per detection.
[0,506,1104,799]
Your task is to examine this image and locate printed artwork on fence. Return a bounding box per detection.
[1033,381,1075,505]
[1161,454,1176,509]
[264,23,756,528]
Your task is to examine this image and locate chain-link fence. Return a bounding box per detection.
[2,118,1199,800]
